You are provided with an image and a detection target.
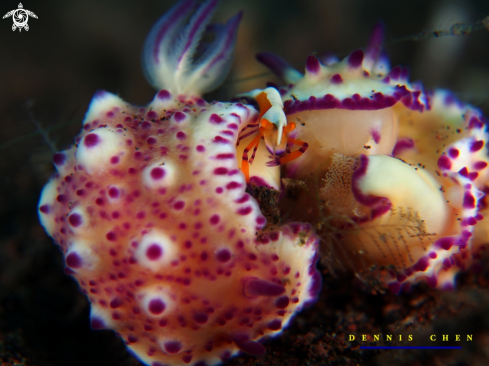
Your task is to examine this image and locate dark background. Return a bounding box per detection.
[0,0,489,365]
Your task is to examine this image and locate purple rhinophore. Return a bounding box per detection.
[176,0,219,65]
[256,52,302,83]
[365,22,384,63]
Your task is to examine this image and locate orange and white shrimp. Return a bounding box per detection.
[237,87,308,183]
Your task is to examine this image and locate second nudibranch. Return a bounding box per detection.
[237,87,309,183]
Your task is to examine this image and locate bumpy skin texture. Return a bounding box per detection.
[38,1,322,365]
[38,90,320,366]
[258,26,489,291]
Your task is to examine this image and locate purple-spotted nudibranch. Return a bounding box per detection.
[255,24,489,292]
[38,1,321,365]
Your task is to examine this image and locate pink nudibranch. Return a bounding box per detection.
[257,24,489,291]
[38,1,321,366]
[37,1,489,366]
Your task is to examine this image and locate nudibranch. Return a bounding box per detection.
[37,1,321,366]
[256,24,489,291]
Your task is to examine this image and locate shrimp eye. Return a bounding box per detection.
[283,122,296,133]
[261,119,274,129]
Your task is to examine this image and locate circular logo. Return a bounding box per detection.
[12,9,28,28]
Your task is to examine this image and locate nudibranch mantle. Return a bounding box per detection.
[38,1,321,366]
[257,24,489,291]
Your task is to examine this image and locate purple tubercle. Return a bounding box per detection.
[90,316,107,330]
[53,153,66,166]
[209,113,223,124]
[151,167,165,180]
[157,89,171,100]
[243,278,285,297]
[234,338,266,356]
[146,244,163,260]
[164,340,182,354]
[275,296,289,309]
[463,192,476,209]
[437,155,452,170]
[330,74,343,84]
[468,116,484,129]
[84,133,100,148]
[66,252,83,269]
[370,128,381,144]
[392,137,414,156]
[148,298,166,314]
[267,319,282,331]
[216,249,231,262]
[256,52,302,83]
[39,204,50,214]
[470,140,484,152]
[474,161,488,170]
[93,90,108,99]
[413,257,429,272]
[305,54,321,74]
[174,112,186,122]
[348,49,364,68]
[448,148,460,159]
[389,66,401,80]
[68,213,83,227]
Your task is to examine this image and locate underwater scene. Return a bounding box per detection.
[1,0,489,365]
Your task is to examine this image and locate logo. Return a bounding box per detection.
[3,3,37,32]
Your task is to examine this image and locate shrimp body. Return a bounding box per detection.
[237,87,308,182]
